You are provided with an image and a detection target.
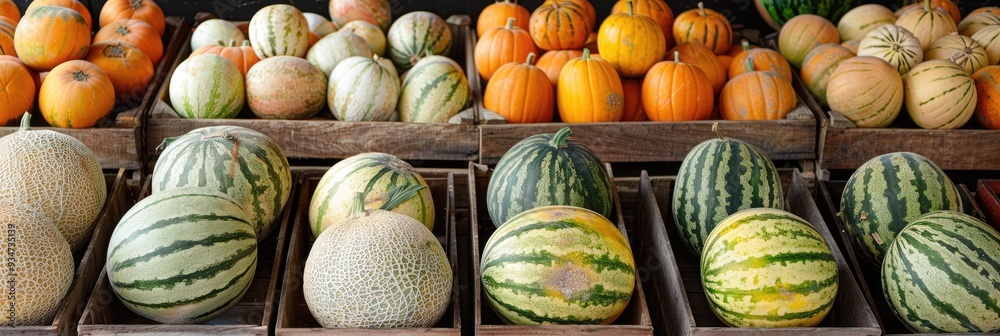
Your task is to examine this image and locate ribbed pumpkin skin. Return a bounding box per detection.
[903,59,976,129]
[0,20,14,56]
[840,152,961,265]
[40,60,115,129]
[673,3,732,55]
[720,70,797,121]
[598,3,667,77]
[475,20,537,81]
[958,12,1000,37]
[99,0,166,35]
[858,24,922,75]
[558,51,625,122]
[611,0,674,48]
[973,66,1000,129]
[800,43,854,106]
[86,42,154,104]
[486,128,613,227]
[925,34,989,74]
[387,11,452,71]
[971,26,1000,65]
[398,56,470,123]
[248,4,310,59]
[702,208,838,328]
[671,42,726,94]
[309,153,434,237]
[26,0,91,30]
[107,187,257,324]
[837,4,896,42]
[328,56,400,121]
[245,56,327,120]
[530,2,591,51]
[153,126,291,239]
[729,45,792,80]
[826,56,904,127]
[672,136,783,255]
[190,40,260,77]
[190,20,247,55]
[642,59,713,121]
[307,30,373,76]
[536,49,582,86]
[779,15,840,69]
[0,60,36,125]
[339,20,386,56]
[0,0,19,24]
[94,19,164,65]
[328,0,391,32]
[169,54,245,119]
[477,0,531,38]
[14,6,90,72]
[621,78,647,121]
[484,55,554,123]
[882,211,1000,333]
[481,206,635,325]
[895,5,957,51]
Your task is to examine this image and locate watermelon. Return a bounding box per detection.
[701,208,839,327]
[397,55,469,123]
[480,205,635,325]
[168,54,244,119]
[754,0,855,30]
[882,211,1000,333]
[152,126,292,240]
[672,128,784,255]
[387,11,452,70]
[486,127,613,227]
[248,4,310,59]
[839,152,962,265]
[107,187,258,324]
[327,55,399,121]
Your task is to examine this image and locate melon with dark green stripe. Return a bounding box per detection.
[839,152,961,265]
[152,126,292,240]
[882,211,1000,333]
[701,208,839,327]
[480,205,635,325]
[672,129,784,256]
[386,11,452,70]
[397,55,469,123]
[754,0,854,30]
[308,152,434,238]
[486,127,613,228]
[107,187,258,324]
[248,4,310,59]
[168,54,245,119]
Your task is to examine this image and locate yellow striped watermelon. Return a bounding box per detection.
[168,54,244,119]
[387,11,452,70]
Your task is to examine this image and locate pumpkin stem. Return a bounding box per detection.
[626,0,635,15]
[745,58,754,72]
[130,0,144,9]
[380,185,427,211]
[741,39,750,51]
[348,192,367,218]
[550,127,573,148]
[525,52,536,65]
[71,70,91,82]
[582,48,591,60]
[923,0,930,11]
[18,113,30,132]
[698,2,707,16]
[505,17,515,29]
[673,50,680,63]
[105,43,126,58]
[229,39,237,47]
[712,122,726,141]
[116,25,131,36]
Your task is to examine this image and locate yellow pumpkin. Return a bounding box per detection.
[557,49,625,122]
[597,0,666,77]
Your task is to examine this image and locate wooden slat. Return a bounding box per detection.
[821,126,1000,170]
[976,180,1000,231]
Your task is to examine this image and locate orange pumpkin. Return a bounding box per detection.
[94,19,163,65]
[190,40,260,77]
[477,0,531,38]
[13,6,91,72]
[529,1,592,50]
[584,31,599,54]
[778,14,839,69]
[611,0,674,49]
[557,49,624,122]
[717,54,733,69]
[621,78,647,121]
[0,19,13,56]
[800,43,854,106]
[26,0,91,30]
[542,0,596,28]
[0,59,36,125]
[673,2,732,55]
[642,52,713,121]
[535,49,582,86]
[0,55,40,90]
[99,0,166,36]
[726,42,756,57]
[598,0,667,77]
[670,42,726,94]
[720,59,797,120]
[484,53,554,123]
[39,60,115,128]
[728,40,792,80]
[85,41,154,104]
[973,66,1000,129]
[0,0,19,25]
[475,17,537,81]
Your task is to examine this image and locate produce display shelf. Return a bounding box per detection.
[275,168,464,335]
[0,17,189,171]
[626,169,880,336]
[976,180,1000,231]
[145,14,482,164]
[467,163,655,335]
[76,172,299,335]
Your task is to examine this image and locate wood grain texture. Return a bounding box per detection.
[977,181,1000,232]
[821,126,1000,170]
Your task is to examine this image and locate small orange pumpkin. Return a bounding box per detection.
[85,41,154,104]
[26,0,91,30]
[671,42,726,94]
[642,51,713,121]
[529,1,592,50]
[484,53,554,123]
[535,49,582,87]
[800,43,854,106]
[557,48,624,122]
[99,0,166,36]
[598,0,667,77]
[190,39,261,77]
[726,42,756,57]
[611,0,674,49]
[973,66,1000,129]
[39,60,115,128]
[475,17,537,81]
[0,0,19,25]
[778,14,839,69]
[477,0,531,38]
[673,2,732,55]
[0,55,40,90]
[95,19,164,65]
[13,6,91,72]
[542,0,596,28]
[720,59,797,120]
[717,54,733,69]
[0,59,36,125]
[0,19,13,56]
[729,40,792,80]
[621,78,647,121]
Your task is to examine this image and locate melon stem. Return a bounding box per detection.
[712,122,726,141]
[550,127,573,148]
[349,192,367,218]
[18,113,30,132]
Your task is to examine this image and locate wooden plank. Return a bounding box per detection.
[976,180,1000,232]
[822,126,1000,171]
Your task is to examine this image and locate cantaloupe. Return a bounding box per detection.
[826,56,904,127]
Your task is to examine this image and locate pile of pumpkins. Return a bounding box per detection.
[475,0,799,123]
[778,0,1000,129]
[0,0,166,128]
[171,0,470,123]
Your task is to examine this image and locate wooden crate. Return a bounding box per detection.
[467,163,654,334]
[0,17,189,170]
[976,180,1000,232]
[626,169,880,336]
[275,168,464,335]
[76,173,299,335]
[145,14,481,163]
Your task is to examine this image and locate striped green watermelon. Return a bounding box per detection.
[672,129,784,256]
[480,205,635,325]
[398,55,469,123]
[248,4,310,59]
[387,11,452,70]
[309,152,434,237]
[486,127,613,228]
[107,187,258,324]
[327,55,399,121]
[754,0,854,30]
[839,152,962,265]
[882,211,1000,333]
[168,54,244,119]
[701,208,839,327]
[152,126,292,239]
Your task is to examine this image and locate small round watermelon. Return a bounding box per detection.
[754,0,855,30]
[169,54,244,119]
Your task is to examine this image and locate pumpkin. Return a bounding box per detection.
[779,14,840,69]
[621,78,647,121]
[896,0,960,24]
[826,56,904,127]
[717,55,733,69]
[536,49,582,87]
[542,0,596,27]
[0,0,19,25]
[190,40,260,77]
[671,42,727,94]
[673,2,732,55]
[971,26,1000,65]
[973,66,1000,129]
[190,19,246,51]
[837,4,896,42]
[558,49,624,122]
[642,51,713,121]
[720,59,797,120]
[858,24,923,75]
[339,20,386,56]
[0,60,35,125]
[328,0,392,32]
[0,55,40,90]
[484,53,554,123]
[249,4,311,59]
[477,0,531,38]
[39,60,115,128]
[729,39,792,80]
[842,39,859,53]
[726,42,755,57]
[598,0,667,77]
[903,59,977,129]
[0,19,12,56]
[99,0,165,35]
[800,43,854,106]
[13,6,90,72]
[475,18,537,81]
[958,12,1000,37]
[529,1,591,51]
[94,19,164,65]
[895,0,958,51]
[26,0,91,30]
[611,0,674,49]
[85,41,154,104]
[925,34,989,74]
